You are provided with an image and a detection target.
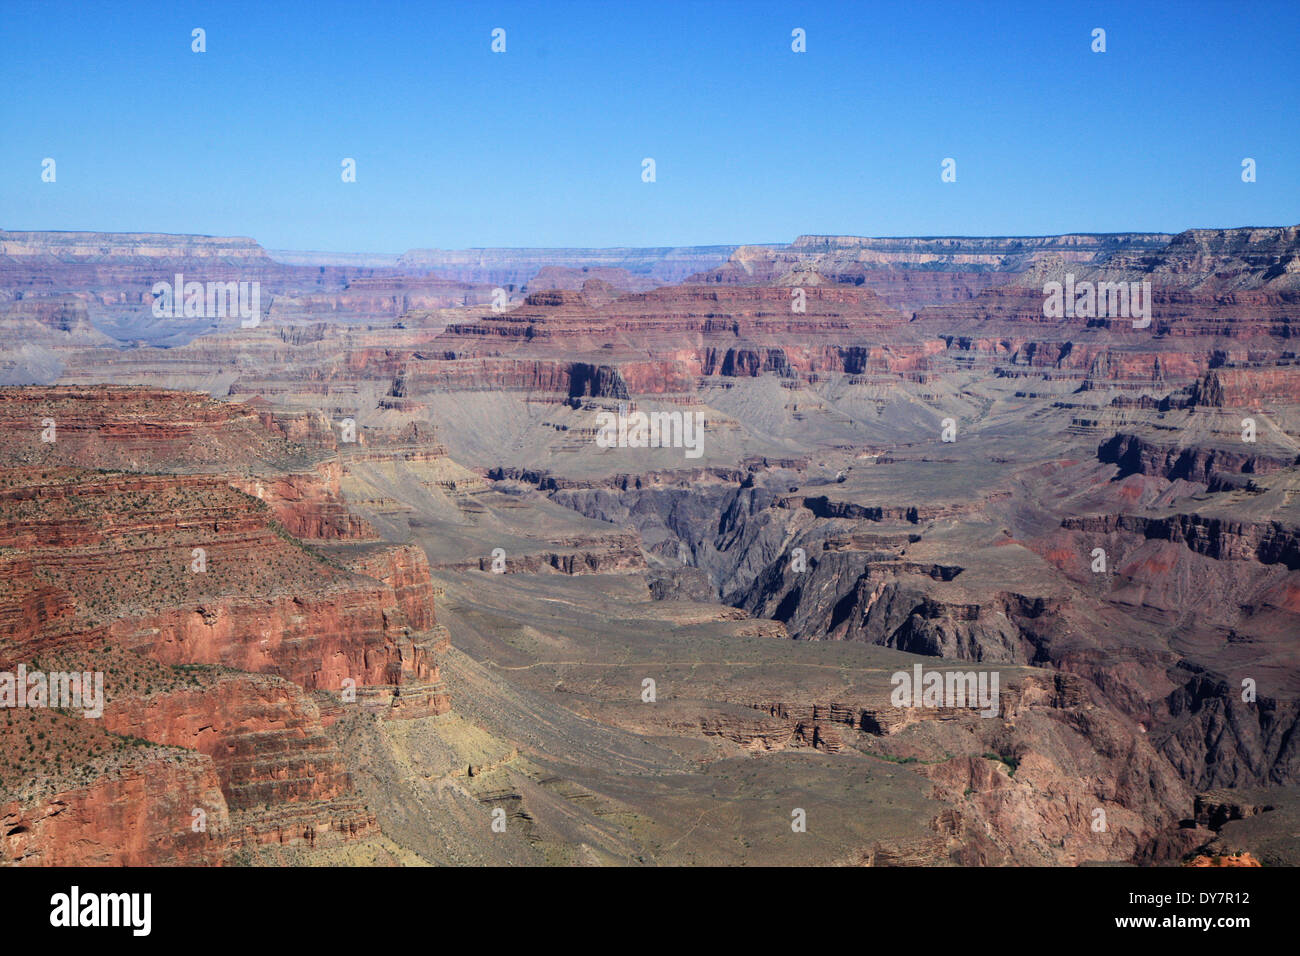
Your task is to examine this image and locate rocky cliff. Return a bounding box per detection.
[0,386,452,864]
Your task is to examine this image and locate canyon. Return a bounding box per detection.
[1,225,1298,865]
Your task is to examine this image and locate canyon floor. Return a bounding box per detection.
[1,227,1298,865]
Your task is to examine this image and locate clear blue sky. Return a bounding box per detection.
[2,0,1296,251]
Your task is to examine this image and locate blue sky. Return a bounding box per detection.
[2,0,1296,251]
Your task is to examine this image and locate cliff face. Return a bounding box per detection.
[343,543,438,630]
[229,462,376,540]
[0,386,385,544]
[1060,512,1300,570]
[0,385,318,471]
[2,751,230,866]
[0,647,241,866]
[0,464,448,703]
[100,674,380,849]
[1192,367,1300,407]
[0,386,451,864]
[1102,226,1300,293]
[1098,433,1294,488]
[1160,674,1300,789]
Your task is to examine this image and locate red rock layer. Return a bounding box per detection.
[2,750,229,866]
[0,386,453,863]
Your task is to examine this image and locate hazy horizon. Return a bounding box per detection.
[8,223,1298,260]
